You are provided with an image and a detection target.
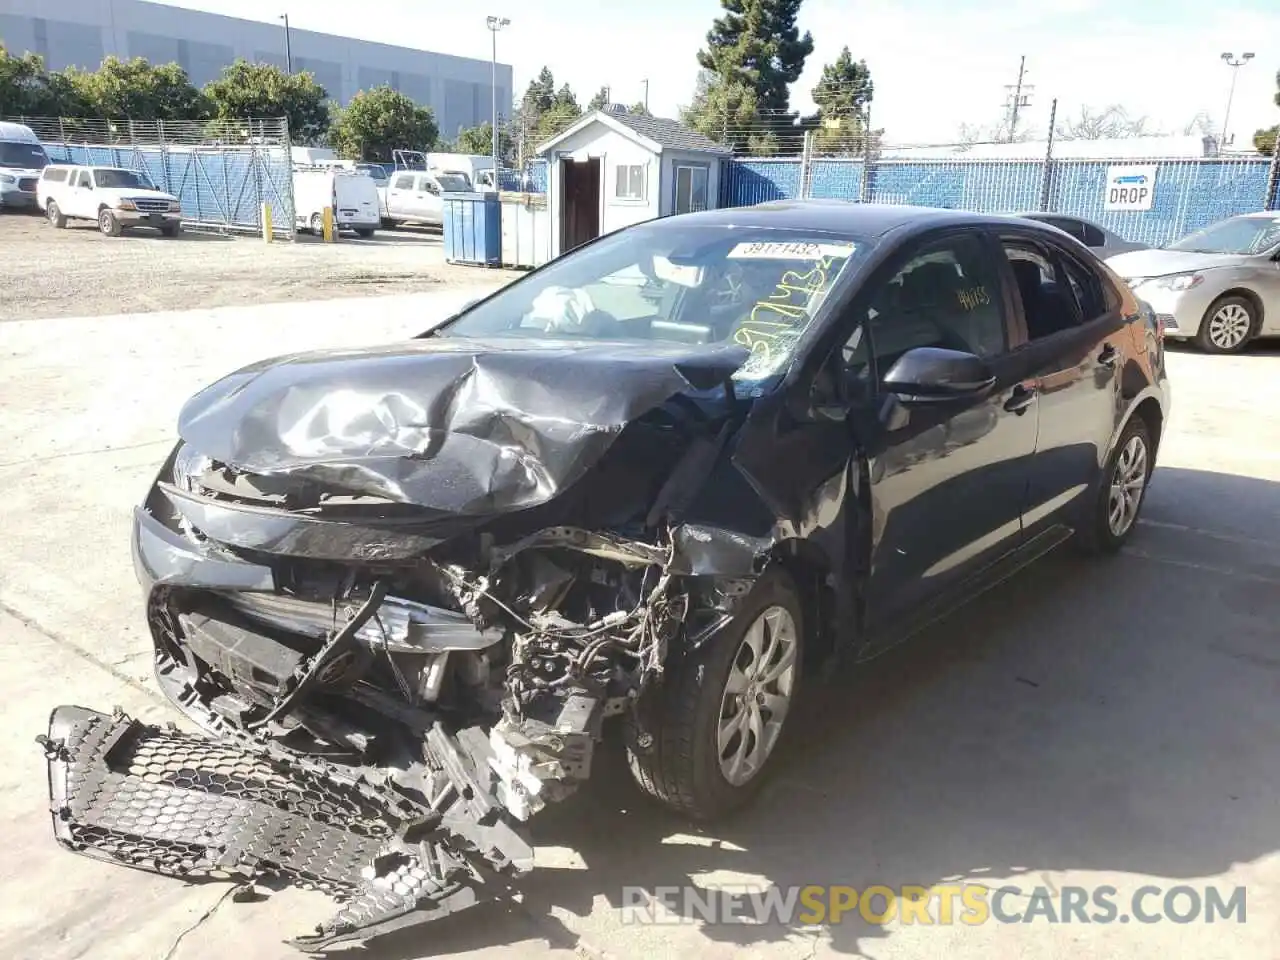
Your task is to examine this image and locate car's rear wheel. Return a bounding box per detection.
[1075,416,1153,555]
[1195,295,1256,354]
[626,567,803,820]
[98,208,121,237]
[46,201,66,228]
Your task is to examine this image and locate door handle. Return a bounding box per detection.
[1004,385,1036,414]
[1098,344,1118,367]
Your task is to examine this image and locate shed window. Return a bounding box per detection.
[614,163,646,200]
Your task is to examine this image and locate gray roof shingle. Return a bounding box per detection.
[605,111,732,155]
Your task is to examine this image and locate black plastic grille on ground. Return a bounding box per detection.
[41,705,487,950]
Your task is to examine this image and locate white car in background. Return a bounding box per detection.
[37,164,182,237]
[1106,212,1280,353]
[382,170,472,228]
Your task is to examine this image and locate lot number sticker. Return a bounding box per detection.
[1104,165,1158,211]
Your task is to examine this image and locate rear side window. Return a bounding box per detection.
[42,167,68,183]
[1054,251,1112,323]
[1002,240,1083,340]
[393,173,414,189]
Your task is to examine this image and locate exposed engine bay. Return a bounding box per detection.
[41,337,849,951]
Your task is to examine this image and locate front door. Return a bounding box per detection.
[673,164,709,215]
[560,157,600,252]
[853,231,1039,632]
[386,172,416,219]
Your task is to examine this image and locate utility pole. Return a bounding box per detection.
[641,79,649,111]
[1220,51,1254,148]
[279,14,293,74]
[486,16,510,180]
[1003,55,1033,142]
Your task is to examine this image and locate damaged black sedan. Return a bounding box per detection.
[42,202,1170,949]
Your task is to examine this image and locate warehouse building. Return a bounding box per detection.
[0,0,511,137]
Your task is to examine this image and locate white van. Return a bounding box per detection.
[293,168,380,237]
[0,121,51,211]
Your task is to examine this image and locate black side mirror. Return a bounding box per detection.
[882,347,995,402]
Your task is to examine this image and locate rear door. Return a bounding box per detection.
[997,230,1129,534]
[386,172,416,219]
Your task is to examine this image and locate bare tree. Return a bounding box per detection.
[1182,111,1217,138]
[1056,104,1155,140]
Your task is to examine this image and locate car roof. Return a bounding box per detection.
[666,200,1022,239]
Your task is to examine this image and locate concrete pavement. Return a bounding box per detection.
[1,298,1278,959]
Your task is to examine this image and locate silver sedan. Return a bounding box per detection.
[1106,212,1280,353]
[1014,212,1149,258]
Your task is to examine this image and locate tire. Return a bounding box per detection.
[46,201,67,229]
[1195,295,1256,354]
[626,567,804,820]
[355,227,375,238]
[98,207,121,237]
[310,213,324,236]
[160,222,182,238]
[1074,415,1154,555]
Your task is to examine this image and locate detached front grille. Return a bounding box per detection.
[133,198,171,213]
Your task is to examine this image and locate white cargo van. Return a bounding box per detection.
[293,168,380,237]
[0,121,51,211]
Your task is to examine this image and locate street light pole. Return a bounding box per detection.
[486,16,510,185]
[1220,51,1254,148]
[279,14,293,74]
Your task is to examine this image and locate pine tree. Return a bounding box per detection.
[696,0,814,118]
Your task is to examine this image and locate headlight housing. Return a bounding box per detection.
[1152,273,1203,292]
[168,200,182,212]
[0,174,16,185]
[114,199,137,211]
[170,443,212,493]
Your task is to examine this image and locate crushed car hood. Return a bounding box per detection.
[177,335,748,516]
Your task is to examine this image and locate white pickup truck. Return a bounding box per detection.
[381,169,473,229]
[37,164,182,236]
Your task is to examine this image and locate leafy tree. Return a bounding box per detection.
[62,57,206,120]
[1256,125,1277,156]
[587,86,611,111]
[0,46,87,117]
[1055,104,1153,140]
[536,101,583,142]
[552,83,580,113]
[331,85,437,161]
[450,121,514,161]
[696,0,813,120]
[203,59,329,143]
[681,69,777,156]
[628,101,652,117]
[811,46,873,155]
[522,67,556,116]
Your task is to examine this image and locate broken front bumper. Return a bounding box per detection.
[41,705,534,951]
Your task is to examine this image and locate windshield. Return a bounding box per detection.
[0,140,49,169]
[1168,216,1280,255]
[437,222,866,384]
[358,164,387,181]
[93,168,155,189]
[435,172,472,191]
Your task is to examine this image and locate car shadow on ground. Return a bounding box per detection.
[355,465,1280,959]
[1166,339,1280,358]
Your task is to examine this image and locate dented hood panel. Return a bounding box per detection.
[177,336,748,516]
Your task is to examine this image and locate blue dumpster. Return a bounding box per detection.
[442,192,501,266]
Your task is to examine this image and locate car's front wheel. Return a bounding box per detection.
[98,208,122,237]
[1196,295,1256,354]
[1075,416,1154,555]
[626,567,803,820]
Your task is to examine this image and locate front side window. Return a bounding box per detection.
[436,224,867,387]
[615,164,646,200]
[863,234,1007,372]
[93,169,153,189]
[1168,216,1280,255]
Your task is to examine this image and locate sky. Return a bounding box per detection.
[161,0,1280,146]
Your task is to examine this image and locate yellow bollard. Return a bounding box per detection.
[322,206,335,242]
[261,202,274,243]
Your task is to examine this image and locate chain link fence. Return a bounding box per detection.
[7,116,296,236]
[723,132,1280,247]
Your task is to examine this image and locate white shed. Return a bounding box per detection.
[537,107,732,258]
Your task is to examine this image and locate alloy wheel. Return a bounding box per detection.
[716,605,798,787]
[1206,303,1251,351]
[1107,434,1149,537]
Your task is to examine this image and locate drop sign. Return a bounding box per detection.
[1104,164,1158,211]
